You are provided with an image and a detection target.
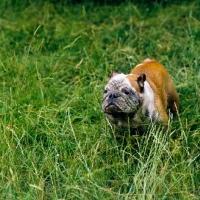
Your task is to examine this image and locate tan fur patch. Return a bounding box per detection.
[126,74,142,94]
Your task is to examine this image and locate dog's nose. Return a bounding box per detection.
[108,91,120,100]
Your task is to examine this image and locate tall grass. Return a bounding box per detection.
[0,0,199,199]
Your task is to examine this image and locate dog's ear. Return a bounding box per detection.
[137,74,146,92]
[110,71,121,78]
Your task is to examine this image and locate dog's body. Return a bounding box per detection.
[102,59,179,131]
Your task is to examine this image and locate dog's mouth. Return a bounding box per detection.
[105,103,121,114]
[104,102,138,119]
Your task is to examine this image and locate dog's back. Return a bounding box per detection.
[130,59,179,124]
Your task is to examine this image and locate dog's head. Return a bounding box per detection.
[102,72,146,127]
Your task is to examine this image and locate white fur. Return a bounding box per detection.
[142,81,158,121]
[108,74,136,92]
[111,74,129,84]
[111,73,126,80]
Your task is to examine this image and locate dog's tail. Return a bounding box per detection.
[143,58,151,62]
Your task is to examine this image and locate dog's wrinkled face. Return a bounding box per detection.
[102,73,144,120]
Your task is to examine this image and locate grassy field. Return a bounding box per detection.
[0,0,199,199]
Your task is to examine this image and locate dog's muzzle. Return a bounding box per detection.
[103,91,123,113]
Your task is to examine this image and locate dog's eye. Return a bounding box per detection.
[104,89,108,94]
[122,88,131,95]
[124,91,130,95]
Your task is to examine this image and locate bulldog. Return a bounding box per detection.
[102,58,179,131]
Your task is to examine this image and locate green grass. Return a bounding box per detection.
[0,0,199,199]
